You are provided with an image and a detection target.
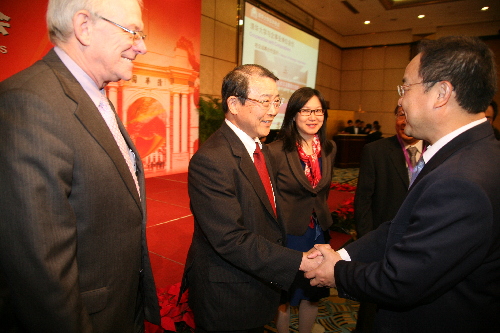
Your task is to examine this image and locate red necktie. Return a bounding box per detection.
[254,143,276,215]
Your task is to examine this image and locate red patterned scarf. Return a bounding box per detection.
[296,135,322,188]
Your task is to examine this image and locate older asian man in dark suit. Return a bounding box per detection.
[0,0,160,331]
[182,65,322,333]
[306,36,500,332]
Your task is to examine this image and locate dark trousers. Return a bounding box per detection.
[353,302,377,333]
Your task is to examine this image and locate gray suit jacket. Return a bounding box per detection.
[0,49,160,332]
[337,122,500,332]
[354,135,410,238]
[267,140,336,235]
[183,122,302,331]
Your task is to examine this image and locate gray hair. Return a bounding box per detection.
[46,0,143,44]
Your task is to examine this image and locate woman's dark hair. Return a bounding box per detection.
[418,36,497,114]
[276,87,333,154]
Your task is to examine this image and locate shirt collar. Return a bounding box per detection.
[225,119,260,161]
[422,118,487,163]
[54,46,103,107]
[404,140,423,153]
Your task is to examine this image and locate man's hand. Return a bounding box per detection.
[304,244,342,287]
[299,247,324,272]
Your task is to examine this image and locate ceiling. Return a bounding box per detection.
[287,0,499,36]
[255,0,500,47]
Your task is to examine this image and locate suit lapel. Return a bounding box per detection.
[388,136,410,188]
[286,149,314,191]
[286,145,332,192]
[318,147,333,189]
[220,124,277,219]
[45,50,142,209]
[409,122,493,190]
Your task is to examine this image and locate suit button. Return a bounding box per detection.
[270,281,283,289]
[311,193,317,197]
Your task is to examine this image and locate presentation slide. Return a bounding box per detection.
[242,2,319,129]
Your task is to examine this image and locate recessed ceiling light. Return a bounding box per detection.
[418,14,425,19]
[481,6,489,11]
[364,20,371,25]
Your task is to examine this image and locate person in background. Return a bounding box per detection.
[352,105,426,332]
[363,123,372,134]
[366,122,382,143]
[268,87,336,333]
[485,100,500,140]
[0,0,160,332]
[306,35,500,332]
[355,106,426,238]
[358,120,365,134]
[342,119,355,134]
[181,65,322,333]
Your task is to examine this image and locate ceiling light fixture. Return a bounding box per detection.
[364,20,371,25]
[418,14,425,19]
[481,6,489,11]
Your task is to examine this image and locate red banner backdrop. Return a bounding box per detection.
[0,0,201,177]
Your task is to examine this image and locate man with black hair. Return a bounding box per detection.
[307,36,500,332]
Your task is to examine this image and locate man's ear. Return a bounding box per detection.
[73,10,93,46]
[227,96,240,115]
[434,81,453,109]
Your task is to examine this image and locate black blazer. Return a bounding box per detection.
[0,49,160,332]
[354,135,410,238]
[336,122,500,332]
[267,140,336,235]
[183,122,302,331]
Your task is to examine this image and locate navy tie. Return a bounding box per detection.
[409,157,425,187]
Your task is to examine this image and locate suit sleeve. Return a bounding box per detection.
[188,147,302,289]
[0,89,92,331]
[354,144,376,237]
[336,177,492,307]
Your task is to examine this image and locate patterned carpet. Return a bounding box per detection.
[264,289,359,333]
[332,168,359,187]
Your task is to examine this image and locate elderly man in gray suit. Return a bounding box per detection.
[0,0,160,331]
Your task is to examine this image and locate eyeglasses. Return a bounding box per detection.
[98,16,146,43]
[243,97,284,109]
[397,82,425,97]
[298,109,326,116]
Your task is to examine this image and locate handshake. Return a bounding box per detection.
[298,244,343,288]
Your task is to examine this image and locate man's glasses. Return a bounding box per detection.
[98,16,146,43]
[397,82,425,97]
[298,109,326,116]
[243,97,284,109]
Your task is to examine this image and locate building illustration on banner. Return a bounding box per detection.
[106,39,199,178]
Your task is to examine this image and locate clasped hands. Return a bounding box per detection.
[299,244,342,288]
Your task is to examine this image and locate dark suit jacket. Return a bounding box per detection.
[343,125,355,134]
[354,135,410,238]
[0,49,160,332]
[366,130,382,142]
[183,122,302,331]
[336,122,500,332]
[267,140,337,235]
